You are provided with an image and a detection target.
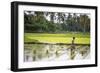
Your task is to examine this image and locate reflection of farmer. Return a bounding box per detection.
[70,37,76,60]
[46,49,49,58]
[33,50,36,61]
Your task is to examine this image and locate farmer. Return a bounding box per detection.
[70,37,76,60]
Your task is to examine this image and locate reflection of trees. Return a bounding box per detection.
[24,44,90,61]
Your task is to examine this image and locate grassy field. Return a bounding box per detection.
[24,32,90,44]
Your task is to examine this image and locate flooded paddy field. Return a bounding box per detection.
[24,43,90,62]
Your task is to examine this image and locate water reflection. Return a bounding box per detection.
[24,44,90,62]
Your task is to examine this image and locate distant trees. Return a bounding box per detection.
[24,11,90,33]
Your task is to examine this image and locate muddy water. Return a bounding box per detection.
[24,44,90,62]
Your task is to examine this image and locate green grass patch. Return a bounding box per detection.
[24,33,90,44]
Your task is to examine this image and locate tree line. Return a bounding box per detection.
[24,11,90,33]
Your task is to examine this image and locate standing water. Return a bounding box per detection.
[24,44,90,62]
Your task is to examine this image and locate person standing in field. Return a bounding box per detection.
[70,37,76,60]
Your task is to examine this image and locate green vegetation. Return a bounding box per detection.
[24,33,90,44]
[24,11,90,45]
[24,11,90,33]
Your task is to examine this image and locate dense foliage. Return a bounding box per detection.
[24,11,90,33]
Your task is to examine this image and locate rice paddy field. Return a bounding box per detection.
[24,32,90,44]
[24,32,90,62]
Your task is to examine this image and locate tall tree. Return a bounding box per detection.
[79,14,90,32]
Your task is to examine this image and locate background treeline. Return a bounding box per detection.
[24,11,90,33]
